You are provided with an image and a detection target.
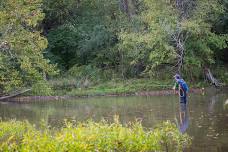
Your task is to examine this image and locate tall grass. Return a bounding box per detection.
[50,78,173,96]
[0,118,191,152]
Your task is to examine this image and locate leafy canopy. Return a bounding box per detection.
[0,0,57,93]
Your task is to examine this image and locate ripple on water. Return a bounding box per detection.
[0,90,228,152]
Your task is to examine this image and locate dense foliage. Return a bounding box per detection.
[43,0,227,79]
[0,119,191,152]
[0,0,57,93]
[120,0,228,77]
[0,0,228,93]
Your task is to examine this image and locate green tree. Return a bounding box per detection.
[119,0,227,78]
[44,0,122,71]
[42,0,228,81]
[214,0,228,63]
[42,0,80,31]
[0,0,57,93]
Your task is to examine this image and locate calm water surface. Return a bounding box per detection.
[0,88,228,152]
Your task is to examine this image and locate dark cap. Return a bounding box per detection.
[174,74,181,79]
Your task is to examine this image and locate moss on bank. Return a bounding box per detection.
[0,118,191,152]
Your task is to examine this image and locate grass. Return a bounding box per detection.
[50,78,175,96]
[50,77,212,97]
[33,65,228,96]
[0,117,191,152]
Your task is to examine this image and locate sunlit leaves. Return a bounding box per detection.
[0,0,57,93]
[0,119,191,152]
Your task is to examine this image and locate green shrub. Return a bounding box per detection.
[213,66,228,84]
[31,81,54,96]
[0,118,191,152]
[67,65,101,81]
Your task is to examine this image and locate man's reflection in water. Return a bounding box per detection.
[178,103,189,133]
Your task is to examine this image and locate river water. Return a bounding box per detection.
[0,88,227,152]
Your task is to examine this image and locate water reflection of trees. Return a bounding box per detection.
[0,96,178,128]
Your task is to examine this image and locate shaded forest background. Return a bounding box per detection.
[0,0,228,94]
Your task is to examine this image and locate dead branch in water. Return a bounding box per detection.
[0,89,31,101]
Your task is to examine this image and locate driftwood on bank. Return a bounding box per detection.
[204,68,224,87]
[0,89,31,101]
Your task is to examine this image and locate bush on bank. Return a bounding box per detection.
[0,119,191,152]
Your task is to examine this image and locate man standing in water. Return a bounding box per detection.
[173,74,189,104]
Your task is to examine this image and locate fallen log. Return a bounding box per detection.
[0,89,31,101]
[204,68,224,87]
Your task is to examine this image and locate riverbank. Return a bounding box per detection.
[0,78,214,102]
[50,78,209,96]
[3,88,206,103]
[1,78,224,102]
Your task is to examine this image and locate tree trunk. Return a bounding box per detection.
[174,0,193,74]
[119,0,129,14]
[119,0,136,19]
